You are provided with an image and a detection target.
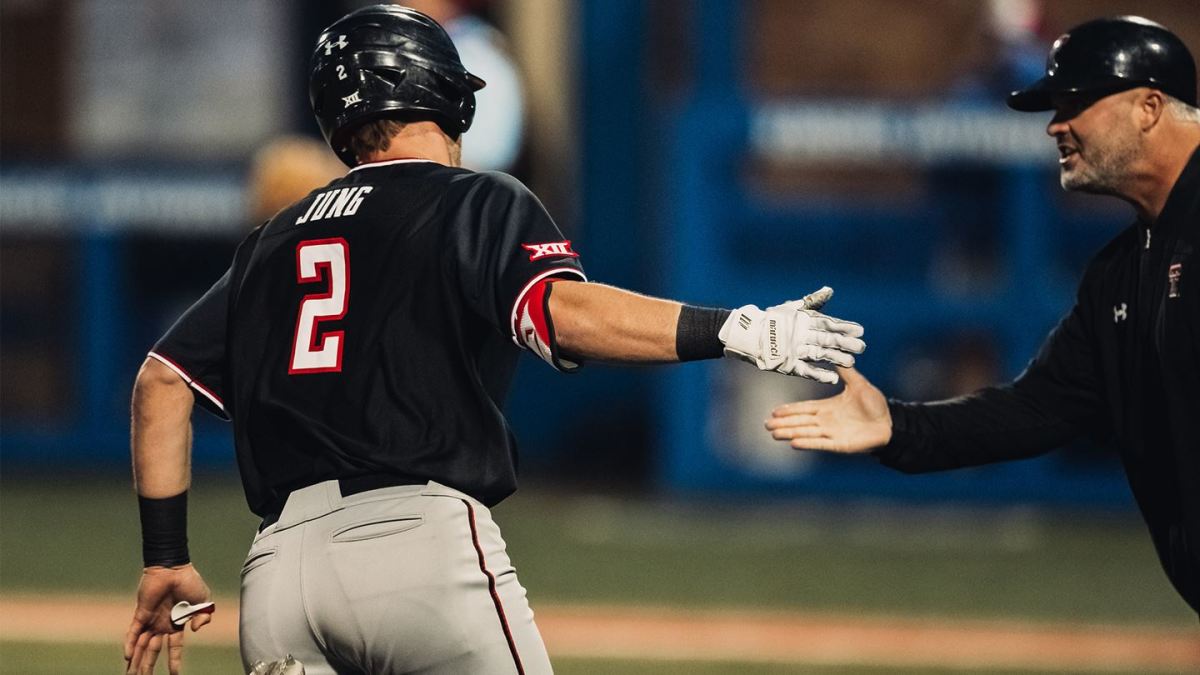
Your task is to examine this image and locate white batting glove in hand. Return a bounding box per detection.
[719,287,865,384]
[249,655,305,675]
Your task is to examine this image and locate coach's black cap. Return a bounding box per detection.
[1008,16,1197,112]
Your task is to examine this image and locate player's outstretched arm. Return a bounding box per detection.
[125,358,213,675]
[765,367,892,452]
[546,281,683,362]
[546,281,865,383]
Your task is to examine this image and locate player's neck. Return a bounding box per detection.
[362,123,462,168]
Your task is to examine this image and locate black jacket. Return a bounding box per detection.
[878,146,1200,614]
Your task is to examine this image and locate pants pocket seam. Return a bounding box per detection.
[241,547,278,577]
[329,515,424,543]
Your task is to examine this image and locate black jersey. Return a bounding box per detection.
[150,159,586,516]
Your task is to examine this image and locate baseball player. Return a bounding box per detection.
[768,16,1200,616]
[122,6,866,674]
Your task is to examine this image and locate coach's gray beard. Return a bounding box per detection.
[1061,132,1141,195]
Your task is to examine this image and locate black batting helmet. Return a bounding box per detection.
[309,5,486,166]
[1008,16,1197,112]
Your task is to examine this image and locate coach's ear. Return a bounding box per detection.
[1137,89,1167,132]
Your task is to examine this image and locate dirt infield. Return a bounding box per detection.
[2,594,1196,672]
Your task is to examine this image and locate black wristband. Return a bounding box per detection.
[676,305,732,362]
[139,492,190,568]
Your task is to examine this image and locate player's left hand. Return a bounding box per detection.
[124,563,213,675]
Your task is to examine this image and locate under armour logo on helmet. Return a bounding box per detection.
[324,34,348,55]
[1113,302,1128,323]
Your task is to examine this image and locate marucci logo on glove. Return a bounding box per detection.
[522,241,579,261]
[717,294,865,385]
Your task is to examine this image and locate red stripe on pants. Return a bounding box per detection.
[462,499,524,674]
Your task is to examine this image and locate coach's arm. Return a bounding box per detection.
[767,294,1109,467]
[124,358,213,675]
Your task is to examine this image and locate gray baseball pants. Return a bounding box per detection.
[238,479,552,674]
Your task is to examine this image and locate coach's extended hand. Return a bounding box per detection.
[124,563,212,675]
[719,288,866,384]
[766,367,892,451]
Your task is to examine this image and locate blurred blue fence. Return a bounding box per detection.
[1,166,243,467]
[0,0,1135,508]
[587,0,1132,506]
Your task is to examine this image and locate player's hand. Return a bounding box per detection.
[766,367,892,451]
[719,287,866,384]
[785,285,833,312]
[124,564,213,675]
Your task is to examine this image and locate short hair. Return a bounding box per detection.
[1166,95,1200,124]
[347,118,408,163]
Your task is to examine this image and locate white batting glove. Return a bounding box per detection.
[787,286,833,312]
[249,655,305,675]
[718,287,865,384]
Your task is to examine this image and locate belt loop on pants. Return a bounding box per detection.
[259,473,428,532]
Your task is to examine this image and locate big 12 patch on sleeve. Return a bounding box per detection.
[521,241,579,261]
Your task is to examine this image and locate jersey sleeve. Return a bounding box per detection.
[149,269,231,420]
[446,171,587,348]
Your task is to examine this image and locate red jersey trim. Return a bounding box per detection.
[509,268,587,345]
[147,351,226,413]
[347,158,435,173]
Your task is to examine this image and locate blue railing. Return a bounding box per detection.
[1,167,243,468]
[638,1,1132,505]
[2,1,1137,508]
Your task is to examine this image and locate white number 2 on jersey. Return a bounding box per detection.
[289,238,349,374]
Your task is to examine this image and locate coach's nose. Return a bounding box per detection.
[1046,116,1069,137]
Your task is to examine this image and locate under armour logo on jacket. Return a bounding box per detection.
[1113,302,1128,323]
